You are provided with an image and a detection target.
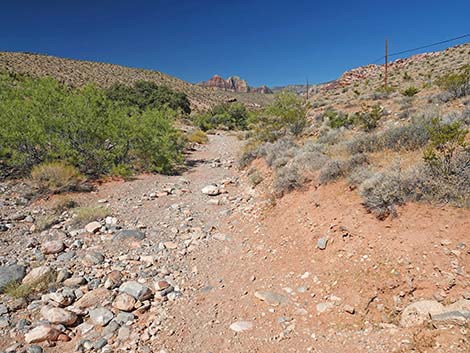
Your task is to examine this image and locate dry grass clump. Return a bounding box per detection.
[186,129,209,144]
[31,162,84,193]
[72,206,110,225]
[319,153,368,184]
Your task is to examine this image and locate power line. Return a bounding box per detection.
[371,33,470,64]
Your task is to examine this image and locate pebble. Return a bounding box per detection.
[229,321,253,332]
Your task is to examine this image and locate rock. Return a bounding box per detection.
[316,302,334,314]
[119,281,152,301]
[24,324,60,343]
[84,251,104,265]
[154,280,170,291]
[117,326,131,340]
[74,288,111,309]
[89,307,114,326]
[0,264,26,293]
[114,312,135,325]
[41,240,65,255]
[0,304,7,315]
[26,346,43,353]
[317,237,328,250]
[201,185,221,196]
[400,300,445,327]
[229,321,253,332]
[431,311,470,325]
[85,221,101,233]
[104,270,122,289]
[49,290,75,307]
[57,251,75,262]
[112,293,136,312]
[94,338,108,349]
[254,291,288,306]
[22,266,53,285]
[112,229,145,241]
[41,307,77,325]
[63,277,86,288]
[162,241,178,250]
[343,305,355,314]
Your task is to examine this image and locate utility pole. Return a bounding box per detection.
[384,38,389,88]
[306,77,309,101]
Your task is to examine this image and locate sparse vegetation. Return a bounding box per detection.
[186,129,209,144]
[402,86,420,97]
[435,64,470,99]
[73,206,110,225]
[30,162,84,193]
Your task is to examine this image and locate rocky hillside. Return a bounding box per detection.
[199,74,273,94]
[0,52,273,110]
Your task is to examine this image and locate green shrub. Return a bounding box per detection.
[325,110,354,129]
[31,162,84,193]
[251,91,308,142]
[106,81,191,114]
[0,73,185,177]
[353,104,383,131]
[193,102,249,131]
[402,86,420,97]
[110,164,134,179]
[435,65,470,98]
[423,117,468,175]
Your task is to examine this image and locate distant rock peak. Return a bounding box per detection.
[199,75,272,94]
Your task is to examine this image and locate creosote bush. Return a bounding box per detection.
[435,64,470,99]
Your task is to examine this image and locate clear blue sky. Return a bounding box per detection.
[1,0,469,87]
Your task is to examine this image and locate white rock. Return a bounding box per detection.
[229,321,253,332]
[201,185,220,196]
[85,221,101,233]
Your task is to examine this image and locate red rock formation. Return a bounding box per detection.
[199,75,272,94]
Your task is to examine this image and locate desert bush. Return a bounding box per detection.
[317,128,344,145]
[324,110,354,129]
[423,117,468,175]
[402,86,420,97]
[319,153,368,183]
[186,129,209,144]
[250,91,308,142]
[435,65,470,99]
[411,152,470,207]
[360,167,410,219]
[110,164,134,179]
[0,73,185,177]
[31,162,84,193]
[380,120,430,151]
[273,165,303,196]
[248,168,263,187]
[106,81,191,114]
[346,133,381,154]
[193,102,249,131]
[354,104,383,131]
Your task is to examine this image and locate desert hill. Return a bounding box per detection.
[0,51,273,110]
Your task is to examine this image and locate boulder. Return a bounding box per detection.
[24,325,60,343]
[41,240,65,255]
[89,307,114,326]
[22,266,53,285]
[41,307,77,325]
[0,264,26,293]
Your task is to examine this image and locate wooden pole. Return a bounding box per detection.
[384,38,389,88]
[306,78,309,100]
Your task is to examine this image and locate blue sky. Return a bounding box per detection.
[1,1,469,86]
